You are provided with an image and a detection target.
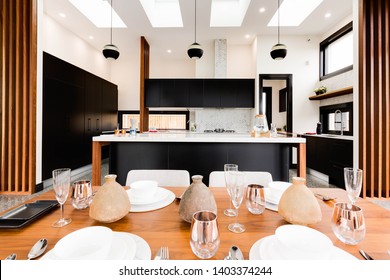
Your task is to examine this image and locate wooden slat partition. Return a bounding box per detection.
[139,36,150,133]
[359,0,390,198]
[0,0,37,194]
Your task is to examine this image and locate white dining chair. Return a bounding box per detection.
[125,169,191,187]
[209,171,273,187]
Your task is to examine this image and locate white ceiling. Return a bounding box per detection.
[43,0,352,60]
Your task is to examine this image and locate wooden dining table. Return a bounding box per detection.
[1,187,390,260]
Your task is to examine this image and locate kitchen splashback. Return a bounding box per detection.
[190,108,254,133]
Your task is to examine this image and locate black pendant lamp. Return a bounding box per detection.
[187,0,203,59]
[103,0,120,60]
[270,0,287,60]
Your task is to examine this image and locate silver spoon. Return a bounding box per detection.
[5,253,17,260]
[27,238,48,260]
[229,246,244,260]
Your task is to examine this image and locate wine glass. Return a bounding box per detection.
[52,168,72,227]
[344,168,363,205]
[331,202,366,245]
[228,171,246,233]
[190,211,220,259]
[224,164,238,217]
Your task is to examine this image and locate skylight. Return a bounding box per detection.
[210,0,251,27]
[268,0,323,27]
[68,0,126,28]
[139,0,183,28]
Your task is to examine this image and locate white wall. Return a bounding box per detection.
[256,35,320,134]
[227,44,256,78]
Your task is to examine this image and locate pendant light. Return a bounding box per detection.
[103,0,120,60]
[270,0,287,60]
[187,0,203,59]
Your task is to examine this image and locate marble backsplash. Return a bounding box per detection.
[189,108,254,133]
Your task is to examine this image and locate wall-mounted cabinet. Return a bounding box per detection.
[145,78,254,108]
[43,52,118,180]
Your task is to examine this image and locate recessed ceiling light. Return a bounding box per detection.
[68,0,126,28]
[89,36,94,40]
[167,49,172,53]
[59,13,66,18]
[259,7,266,13]
[268,0,324,27]
[245,34,251,39]
[325,13,331,18]
[139,0,183,27]
[210,0,251,27]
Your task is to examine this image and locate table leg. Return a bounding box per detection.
[296,142,306,179]
[92,141,109,186]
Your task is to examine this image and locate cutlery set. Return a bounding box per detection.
[154,246,169,260]
[5,238,48,260]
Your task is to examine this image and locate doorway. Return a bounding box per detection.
[259,74,293,134]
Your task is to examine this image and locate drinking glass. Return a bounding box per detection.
[228,171,246,233]
[246,184,266,215]
[190,211,220,259]
[52,168,72,227]
[344,168,363,205]
[224,164,238,217]
[331,202,366,245]
[71,180,93,209]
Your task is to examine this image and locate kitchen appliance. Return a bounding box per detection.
[204,129,236,133]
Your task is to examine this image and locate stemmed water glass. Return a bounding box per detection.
[228,171,246,233]
[52,168,72,227]
[344,167,363,205]
[224,164,238,217]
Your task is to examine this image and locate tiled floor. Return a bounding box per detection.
[1,168,389,213]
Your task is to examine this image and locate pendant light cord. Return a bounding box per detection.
[110,0,113,44]
[277,0,280,44]
[194,0,197,43]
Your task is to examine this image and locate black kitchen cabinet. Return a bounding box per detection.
[145,78,254,108]
[145,79,161,107]
[43,52,118,181]
[305,135,352,188]
[188,79,204,107]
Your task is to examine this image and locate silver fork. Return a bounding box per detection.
[161,246,169,260]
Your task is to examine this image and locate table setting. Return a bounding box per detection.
[1,165,390,261]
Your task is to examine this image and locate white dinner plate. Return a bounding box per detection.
[127,187,170,205]
[265,202,278,212]
[249,235,357,260]
[41,232,151,260]
[129,189,175,212]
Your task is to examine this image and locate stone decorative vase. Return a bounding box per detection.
[278,177,322,225]
[89,174,131,223]
[179,175,217,223]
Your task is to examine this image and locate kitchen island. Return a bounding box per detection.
[92,132,306,186]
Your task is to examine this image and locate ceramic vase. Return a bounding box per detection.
[278,177,322,225]
[89,174,131,223]
[179,175,217,223]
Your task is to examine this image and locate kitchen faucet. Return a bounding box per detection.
[334,110,343,135]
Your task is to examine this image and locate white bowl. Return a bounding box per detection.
[53,226,113,260]
[129,180,158,201]
[274,225,333,260]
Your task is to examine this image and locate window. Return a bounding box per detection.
[319,102,353,136]
[319,22,353,80]
[117,111,189,131]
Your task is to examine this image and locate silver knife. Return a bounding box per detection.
[359,249,374,260]
[154,247,162,260]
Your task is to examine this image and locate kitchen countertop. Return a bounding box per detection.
[304,133,354,141]
[93,132,306,143]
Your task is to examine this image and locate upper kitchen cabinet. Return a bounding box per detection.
[42,52,118,181]
[145,78,254,108]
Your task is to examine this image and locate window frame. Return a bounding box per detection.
[117,110,190,131]
[319,22,353,81]
[319,102,353,136]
